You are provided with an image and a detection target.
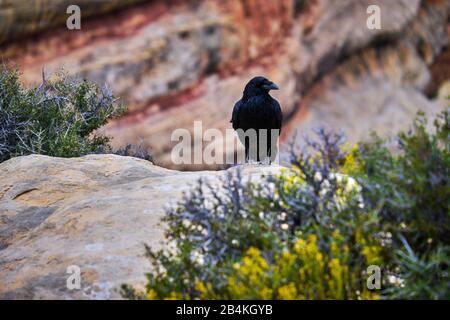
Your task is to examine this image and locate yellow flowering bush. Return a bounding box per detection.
[194,234,380,300]
[121,110,449,300]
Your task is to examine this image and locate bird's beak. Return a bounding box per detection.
[264,82,280,91]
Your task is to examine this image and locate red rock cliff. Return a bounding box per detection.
[1,0,449,169]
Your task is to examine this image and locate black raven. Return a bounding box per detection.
[231,76,283,163]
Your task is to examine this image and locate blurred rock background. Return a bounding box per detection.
[1,0,449,170]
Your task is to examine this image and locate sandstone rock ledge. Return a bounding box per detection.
[0,154,283,299]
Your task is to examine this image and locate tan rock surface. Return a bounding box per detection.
[0,154,283,299]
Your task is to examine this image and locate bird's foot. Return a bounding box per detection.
[246,159,259,165]
[259,157,271,166]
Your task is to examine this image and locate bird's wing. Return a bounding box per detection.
[231,100,242,130]
[273,99,283,132]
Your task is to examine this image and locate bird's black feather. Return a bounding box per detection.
[231,100,242,130]
[231,76,283,162]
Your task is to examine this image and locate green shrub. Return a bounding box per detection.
[122,108,449,300]
[356,111,449,252]
[0,67,125,162]
[353,109,450,299]
[383,244,449,299]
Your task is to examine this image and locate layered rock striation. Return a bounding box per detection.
[0,0,449,169]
